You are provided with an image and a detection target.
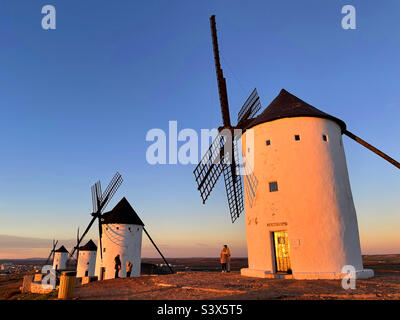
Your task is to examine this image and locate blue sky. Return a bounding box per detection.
[0,1,399,258]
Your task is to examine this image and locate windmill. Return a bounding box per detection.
[195,15,400,279]
[69,172,123,260]
[45,239,58,265]
[193,15,261,223]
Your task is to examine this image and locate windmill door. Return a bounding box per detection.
[100,267,106,280]
[272,231,291,273]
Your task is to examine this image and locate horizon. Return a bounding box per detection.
[0,1,399,259]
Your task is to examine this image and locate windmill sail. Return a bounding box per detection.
[243,158,258,208]
[70,172,123,259]
[45,239,58,265]
[237,88,262,125]
[222,138,245,222]
[193,16,262,223]
[194,134,226,204]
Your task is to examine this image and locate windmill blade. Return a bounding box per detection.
[96,182,102,209]
[75,228,80,260]
[344,130,400,170]
[99,172,123,213]
[237,88,262,126]
[45,243,54,265]
[45,251,53,265]
[91,183,99,213]
[243,158,258,208]
[194,134,227,204]
[45,239,58,265]
[222,138,245,223]
[210,15,232,127]
[69,216,97,258]
[98,216,103,260]
[52,240,58,262]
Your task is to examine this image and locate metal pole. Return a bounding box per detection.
[143,227,174,274]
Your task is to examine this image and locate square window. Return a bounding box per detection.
[322,134,328,142]
[294,135,300,141]
[266,140,271,146]
[269,181,278,192]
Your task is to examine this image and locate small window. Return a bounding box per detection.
[294,135,300,141]
[266,140,271,146]
[269,181,278,192]
[322,134,328,142]
[103,248,106,252]
[248,148,250,153]
[128,227,131,232]
[116,227,119,230]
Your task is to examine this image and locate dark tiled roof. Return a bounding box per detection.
[79,239,97,252]
[245,89,346,131]
[54,245,69,253]
[101,197,145,226]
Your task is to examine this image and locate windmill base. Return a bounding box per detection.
[240,268,374,280]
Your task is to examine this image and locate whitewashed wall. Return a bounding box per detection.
[77,250,97,277]
[241,117,373,279]
[53,252,68,271]
[95,223,143,280]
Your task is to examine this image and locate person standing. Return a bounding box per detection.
[114,254,122,278]
[220,245,228,273]
[225,245,231,272]
[126,260,133,277]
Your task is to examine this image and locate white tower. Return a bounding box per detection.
[53,245,69,271]
[240,89,374,280]
[95,197,144,280]
[76,239,97,278]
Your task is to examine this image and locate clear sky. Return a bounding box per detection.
[0,1,399,259]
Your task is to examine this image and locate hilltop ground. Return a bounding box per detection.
[1,255,399,300]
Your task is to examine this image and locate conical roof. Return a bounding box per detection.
[79,239,97,252]
[101,197,145,226]
[245,89,346,131]
[54,245,69,253]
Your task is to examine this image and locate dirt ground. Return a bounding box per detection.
[1,255,399,300]
[73,269,400,300]
[74,255,400,300]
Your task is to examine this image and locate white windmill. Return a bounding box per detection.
[53,245,69,271]
[193,15,400,280]
[70,172,174,281]
[94,197,144,280]
[76,239,97,278]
